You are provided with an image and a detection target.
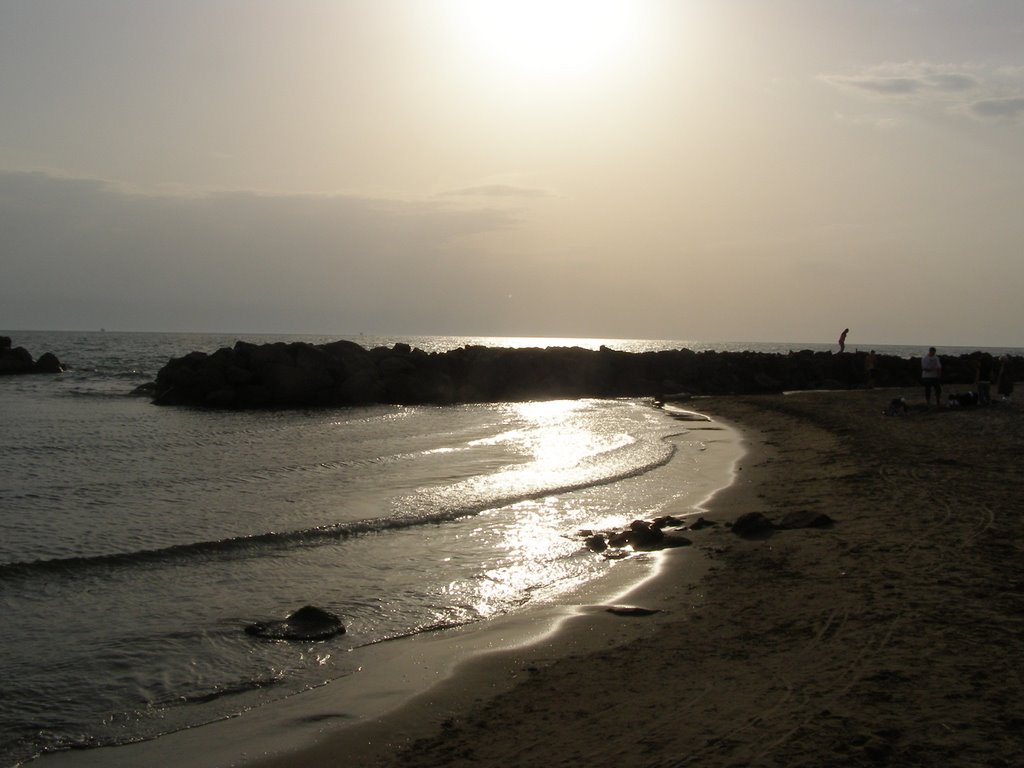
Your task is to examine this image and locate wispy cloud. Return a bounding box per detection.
[969,95,1024,119]
[821,61,1024,122]
[829,75,925,95]
[823,63,981,97]
[927,72,980,92]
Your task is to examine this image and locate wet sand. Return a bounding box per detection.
[258,387,1024,767]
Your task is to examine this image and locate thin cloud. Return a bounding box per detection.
[828,75,923,95]
[927,72,979,92]
[970,96,1024,119]
[823,66,980,97]
[822,62,1024,122]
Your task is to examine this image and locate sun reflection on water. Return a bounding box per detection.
[419,399,675,621]
[458,500,588,618]
[467,400,634,490]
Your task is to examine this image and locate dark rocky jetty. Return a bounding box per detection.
[149,339,1019,409]
[0,336,64,375]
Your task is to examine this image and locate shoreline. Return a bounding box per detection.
[28,387,1024,767]
[29,408,744,768]
[245,407,750,767]
[256,387,1024,767]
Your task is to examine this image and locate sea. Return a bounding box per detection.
[1,330,1019,767]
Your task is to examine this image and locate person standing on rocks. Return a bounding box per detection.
[838,328,849,353]
[921,347,942,406]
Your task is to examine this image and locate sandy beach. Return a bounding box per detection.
[251,387,1024,768]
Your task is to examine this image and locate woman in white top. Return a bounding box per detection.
[921,347,942,405]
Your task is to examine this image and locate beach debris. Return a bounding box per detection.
[729,510,834,538]
[604,605,662,617]
[245,605,345,641]
[777,510,834,529]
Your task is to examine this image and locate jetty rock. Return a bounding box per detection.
[730,512,776,540]
[245,605,345,641]
[148,340,1019,409]
[581,516,696,555]
[0,337,64,375]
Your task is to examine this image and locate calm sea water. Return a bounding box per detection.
[0,331,1017,766]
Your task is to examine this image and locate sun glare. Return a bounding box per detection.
[449,0,639,81]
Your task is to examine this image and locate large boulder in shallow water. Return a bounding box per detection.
[0,342,64,375]
[34,352,64,373]
[245,605,345,641]
[0,345,34,374]
[626,519,664,550]
[587,518,693,553]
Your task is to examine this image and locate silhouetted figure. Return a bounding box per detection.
[865,350,877,388]
[975,354,994,405]
[838,328,849,353]
[921,347,942,406]
[997,355,1014,400]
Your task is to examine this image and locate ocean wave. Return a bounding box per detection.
[10,615,474,767]
[1,442,434,495]
[61,387,150,399]
[176,673,284,705]
[0,433,683,582]
[15,672,288,765]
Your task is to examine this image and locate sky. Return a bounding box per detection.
[2,0,1023,346]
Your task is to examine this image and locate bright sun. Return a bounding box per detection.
[449,0,639,81]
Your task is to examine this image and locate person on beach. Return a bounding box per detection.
[921,347,942,406]
[865,350,877,388]
[997,355,1014,400]
[975,354,994,405]
[838,328,849,353]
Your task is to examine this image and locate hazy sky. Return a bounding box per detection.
[2,0,1023,345]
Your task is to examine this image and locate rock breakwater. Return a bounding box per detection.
[148,340,1016,409]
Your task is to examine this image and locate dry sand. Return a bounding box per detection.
[255,387,1024,768]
